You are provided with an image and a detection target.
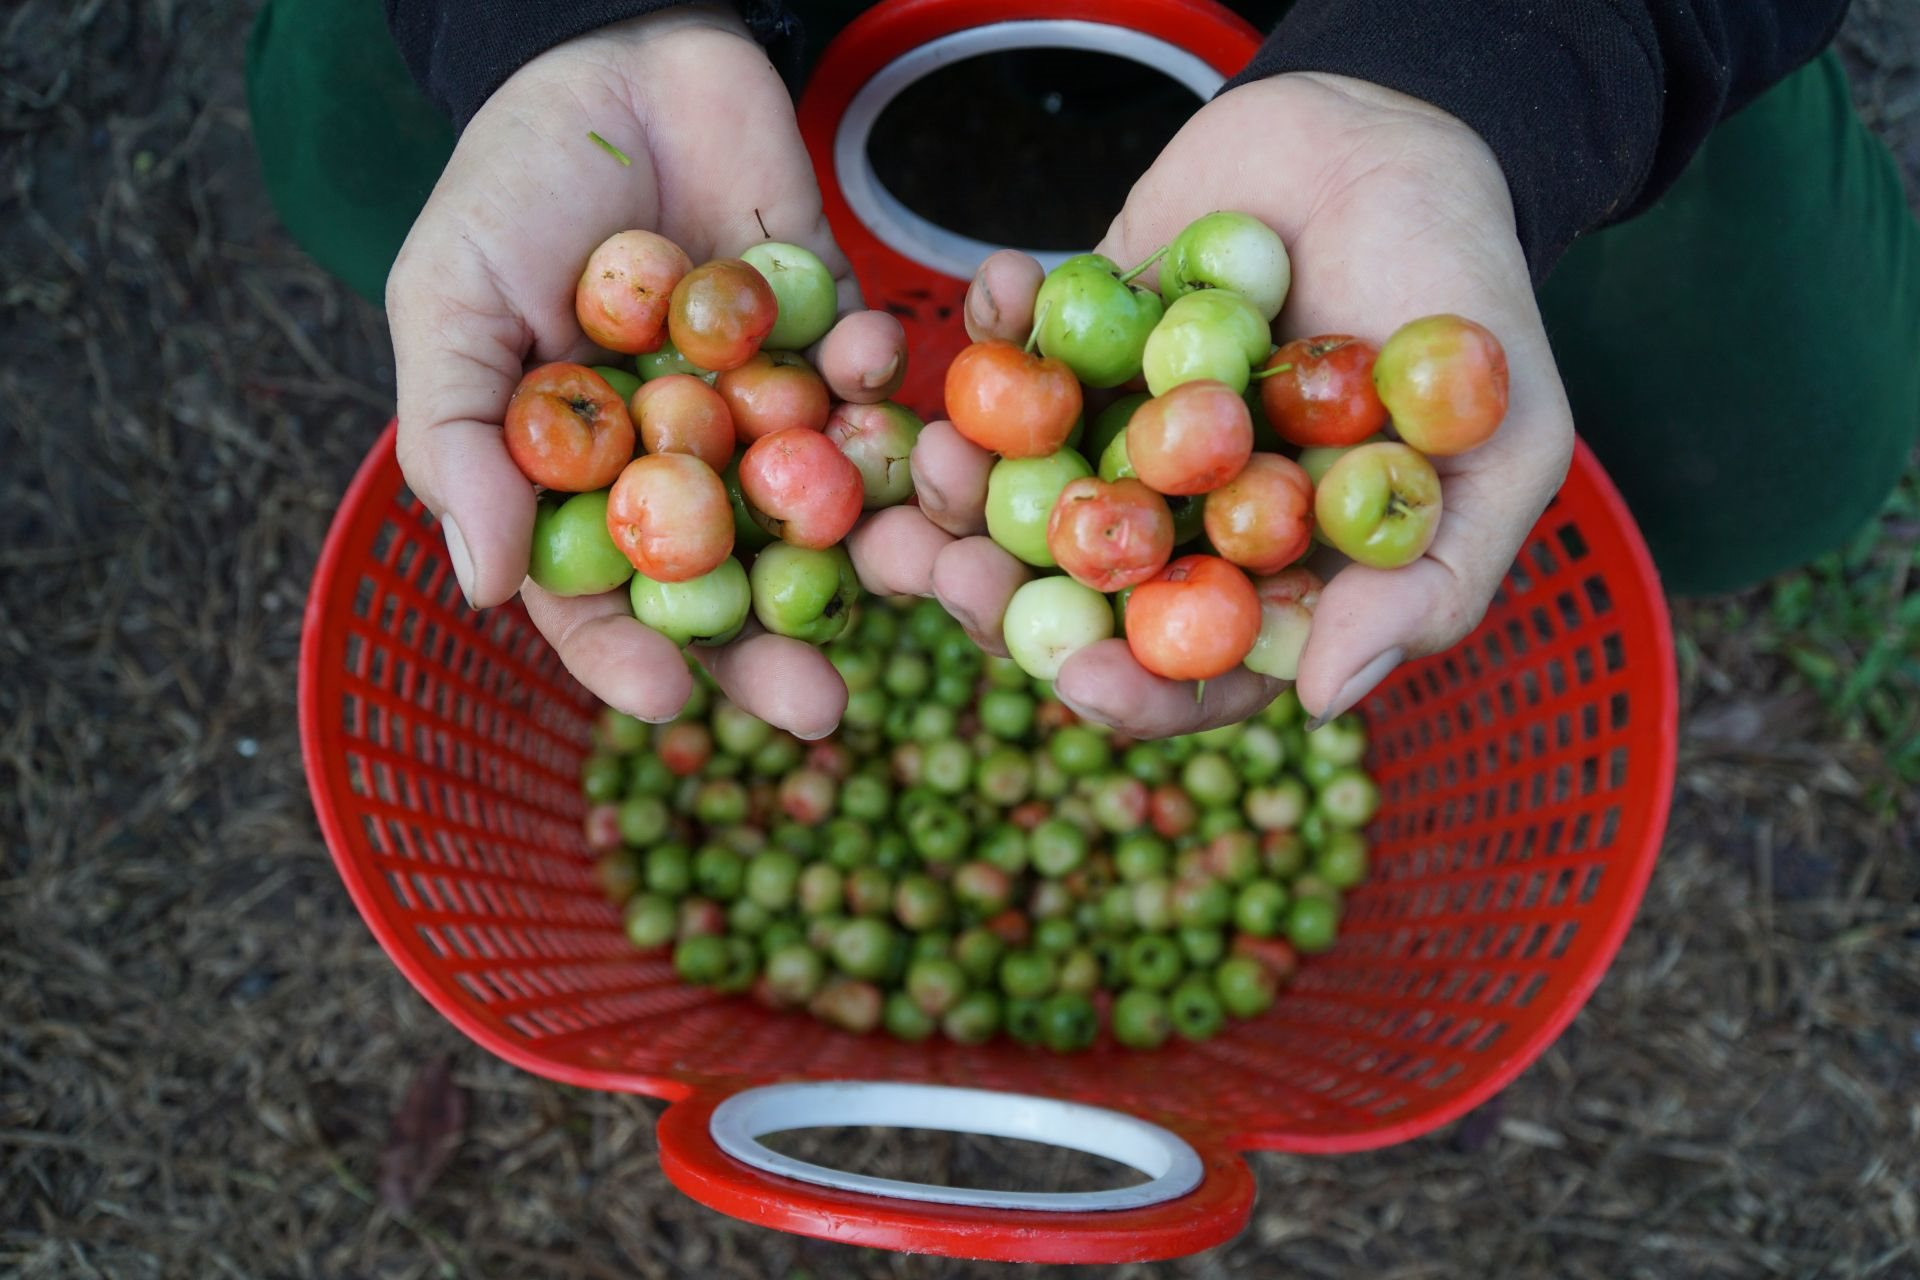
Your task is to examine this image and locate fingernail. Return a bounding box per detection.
[862,353,900,391]
[1306,647,1401,732]
[796,726,833,742]
[968,282,996,330]
[441,517,476,607]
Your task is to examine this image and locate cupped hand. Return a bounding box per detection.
[387,5,949,737]
[920,72,1575,735]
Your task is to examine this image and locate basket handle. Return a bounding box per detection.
[655,1082,1256,1263]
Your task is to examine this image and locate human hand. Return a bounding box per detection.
[387,5,950,737]
[918,72,1574,736]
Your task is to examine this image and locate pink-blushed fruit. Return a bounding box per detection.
[575,230,692,354]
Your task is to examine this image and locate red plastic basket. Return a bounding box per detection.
[298,0,1677,1262]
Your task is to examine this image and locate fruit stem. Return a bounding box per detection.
[1248,363,1294,381]
[1025,302,1051,356]
[587,131,631,166]
[1193,680,1207,706]
[1118,244,1169,286]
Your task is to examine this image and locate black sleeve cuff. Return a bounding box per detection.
[383,1,803,131]
[1227,1,1850,284]
[1225,1,1665,284]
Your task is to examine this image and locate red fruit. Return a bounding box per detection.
[1045,476,1175,593]
[806,741,854,779]
[738,427,865,549]
[1150,785,1197,838]
[983,909,1032,946]
[630,374,734,472]
[575,230,693,354]
[657,722,713,776]
[1231,935,1300,982]
[747,780,777,826]
[667,258,778,372]
[953,861,1013,915]
[890,742,925,787]
[583,803,623,853]
[1034,700,1078,732]
[1008,800,1050,831]
[1373,314,1510,455]
[779,767,837,824]
[1202,453,1314,574]
[503,363,635,491]
[809,978,883,1034]
[677,897,726,939]
[715,351,831,442]
[944,339,1083,458]
[1126,380,1253,495]
[1258,335,1389,448]
[605,453,733,581]
[1124,555,1261,681]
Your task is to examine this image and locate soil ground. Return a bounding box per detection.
[3,2,1918,1277]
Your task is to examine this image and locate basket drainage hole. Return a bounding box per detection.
[758,1125,1148,1195]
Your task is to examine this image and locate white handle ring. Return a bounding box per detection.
[832,21,1224,282]
[709,1080,1206,1212]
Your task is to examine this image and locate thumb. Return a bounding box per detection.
[387,243,539,609]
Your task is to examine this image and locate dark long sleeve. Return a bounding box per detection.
[381,1,802,130]
[384,0,1850,283]
[1230,1,1852,282]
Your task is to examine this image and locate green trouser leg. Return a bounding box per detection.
[245,0,454,305]
[248,6,1919,597]
[1538,50,1920,597]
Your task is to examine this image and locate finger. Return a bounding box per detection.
[520,581,693,722]
[388,255,541,609]
[1294,414,1573,726]
[1054,639,1283,739]
[910,420,993,537]
[930,536,1030,658]
[813,310,907,403]
[846,506,952,597]
[964,250,1045,343]
[692,624,848,740]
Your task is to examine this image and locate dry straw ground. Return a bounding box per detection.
[3,2,1918,1277]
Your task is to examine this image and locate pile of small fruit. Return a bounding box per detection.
[505,232,922,646]
[586,598,1377,1052]
[953,210,1510,685]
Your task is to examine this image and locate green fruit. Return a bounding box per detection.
[530,490,635,597]
[1002,576,1113,681]
[590,364,643,400]
[1233,880,1290,937]
[636,337,715,383]
[1214,956,1278,1019]
[749,543,859,644]
[622,894,677,948]
[1034,254,1165,388]
[831,918,898,980]
[985,449,1093,568]
[722,456,777,553]
[1086,392,1149,463]
[1039,992,1098,1053]
[740,241,838,350]
[1168,976,1225,1041]
[883,990,937,1041]
[1161,210,1291,320]
[1285,894,1340,953]
[1141,290,1267,395]
[1111,988,1172,1050]
[941,991,1002,1045]
[629,556,751,647]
